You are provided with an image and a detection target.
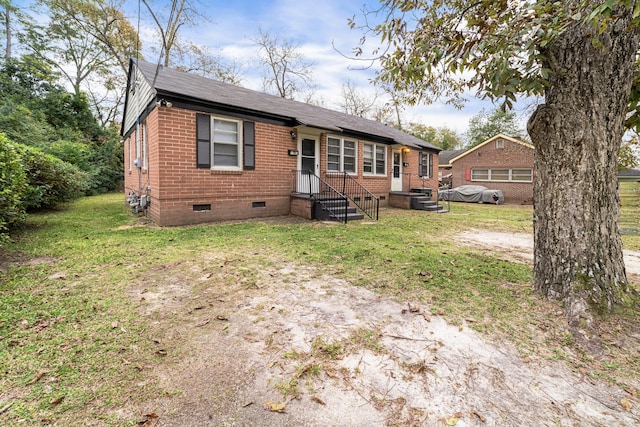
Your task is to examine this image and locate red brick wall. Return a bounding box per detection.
[401,149,440,197]
[451,137,534,204]
[125,106,299,226]
[124,105,442,225]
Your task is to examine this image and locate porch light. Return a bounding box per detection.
[290,130,297,139]
[402,147,410,153]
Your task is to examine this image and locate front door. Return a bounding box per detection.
[297,136,319,193]
[392,149,402,191]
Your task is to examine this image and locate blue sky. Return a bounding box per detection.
[120,0,531,136]
[16,0,532,136]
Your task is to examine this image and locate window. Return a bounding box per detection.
[419,152,433,178]
[142,121,148,169]
[511,168,533,181]
[213,118,241,168]
[197,114,250,170]
[363,143,386,175]
[496,140,505,149]
[327,136,356,173]
[471,168,533,182]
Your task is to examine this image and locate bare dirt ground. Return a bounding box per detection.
[120,230,640,427]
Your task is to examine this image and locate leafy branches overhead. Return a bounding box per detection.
[355,0,640,116]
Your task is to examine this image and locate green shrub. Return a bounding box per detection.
[0,133,27,244]
[45,139,92,171]
[17,145,89,210]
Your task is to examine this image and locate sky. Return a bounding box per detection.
[14,0,533,137]
[121,0,537,137]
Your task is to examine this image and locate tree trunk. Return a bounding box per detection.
[527,6,640,326]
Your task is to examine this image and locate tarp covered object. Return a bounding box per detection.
[438,185,504,204]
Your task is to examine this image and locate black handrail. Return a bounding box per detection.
[294,170,349,223]
[404,173,449,213]
[322,172,379,220]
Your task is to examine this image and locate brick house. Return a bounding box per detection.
[121,59,441,226]
[447,134,535,204]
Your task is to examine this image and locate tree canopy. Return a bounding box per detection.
[354,1,640,329]
[465,107,525,148]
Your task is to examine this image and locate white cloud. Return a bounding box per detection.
[128,0,534,135]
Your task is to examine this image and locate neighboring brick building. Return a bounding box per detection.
[121,59,440,226]
[448,134,535,204]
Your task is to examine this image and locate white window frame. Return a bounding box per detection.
[496,140,505,149]
[142,121,148,170]
[211,116,243,171]
[326,135,357,174]
[363,142,387,176]
[471,168,533,182]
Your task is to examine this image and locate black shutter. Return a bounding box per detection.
[196,113,211,168]
[243,121,255,170]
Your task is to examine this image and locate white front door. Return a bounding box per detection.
[297,136,320,193]
[392,149,403,192]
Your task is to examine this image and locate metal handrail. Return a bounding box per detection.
[403,173,449,213]
[322,172,379,220]
[294,170,349,223]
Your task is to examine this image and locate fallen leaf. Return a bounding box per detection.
[438,309,446,315]
[443,414,459,425]
[624,387,637,398]
[408,303,420,313]
[49,396,64,405]
[578,367,587,375]
[262,401,286,413]
[216,315,229,321]
[194,319,210,327]
[111,321,119,329]
[155,349,167,356]
[242,401,254,407]
[137,412,159,427]
[458,325,463,332]
[27,371,47,385]
[472,411,487,422]
[422,313,431,322]
[310,395,326,405]
[621,398,633,411]
[523,357,531,363]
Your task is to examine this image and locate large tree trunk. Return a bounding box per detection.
[527,6,640,327]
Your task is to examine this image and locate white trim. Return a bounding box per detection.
[471,167,533,183]
[363,142,387,176]
[142,121,148,170]
[449,134,534,164]
[326,135,357,174]
[211,115,243,171]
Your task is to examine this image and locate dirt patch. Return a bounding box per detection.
[455,229,640,283]
[119,247,639,426]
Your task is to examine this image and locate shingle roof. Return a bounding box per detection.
[133,59,440,151]
[438,149,466,166]
[618,168,640,177]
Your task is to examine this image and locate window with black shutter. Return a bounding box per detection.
[243,121,255,170]
[196,113,211,168]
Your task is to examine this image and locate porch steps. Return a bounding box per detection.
[313,197,365,222]
[410,195,449,213]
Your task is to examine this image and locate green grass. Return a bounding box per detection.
[0,194,638,425]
